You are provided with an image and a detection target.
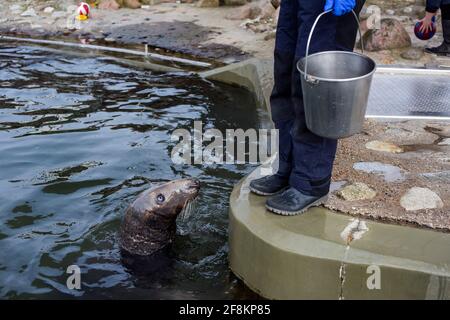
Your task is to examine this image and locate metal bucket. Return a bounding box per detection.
[297,10,376,139]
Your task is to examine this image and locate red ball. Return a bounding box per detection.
[414,18,437,40]
[77,2,90,17]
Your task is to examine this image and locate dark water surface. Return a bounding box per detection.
[0,45,269,299]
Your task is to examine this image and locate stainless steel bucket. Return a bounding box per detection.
[297,10,376,139]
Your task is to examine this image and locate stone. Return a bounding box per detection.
[365,140,403,153]
[401,48,424,60]
[400,187,444,211]
[66,5,78,13]
[380,127,438,145]
[223,0,247,5]
[260,2,276,19]
[226,4,262,20]
[439,138,450,146]
[273,6,280,25]
[264,31,276,41]
[363,18,411,51]
[338,183,377,201]
[51,11,66,19]
[403,6,413,14]
[385,9,395,15]
[197,0,220,7]
[9,4,23,13]
[43,7,55,14]
[271,0,280,9]
[330,181,347,193]
[99,0,121,10]
[122,0,142,9]
[353,162,406,182]
[21,8,37,17]
[426,124,450,138]
[421,171,450,184]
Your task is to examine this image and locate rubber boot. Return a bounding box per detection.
[265,187,328,216]
[425,19,450,56]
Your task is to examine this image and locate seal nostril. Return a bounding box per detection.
[188,179,200,189]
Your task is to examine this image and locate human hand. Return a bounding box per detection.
[324,0,356,16]
[419,12,436,33]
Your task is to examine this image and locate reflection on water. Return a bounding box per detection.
[0,45,269,299]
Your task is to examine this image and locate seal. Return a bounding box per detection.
[119,178,200,256]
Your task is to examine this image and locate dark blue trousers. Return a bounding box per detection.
[271,0,365,197]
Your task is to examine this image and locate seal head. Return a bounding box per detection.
[119,179,200,256]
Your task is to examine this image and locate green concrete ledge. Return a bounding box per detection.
[230,168,450,299]
[203,59,450,299]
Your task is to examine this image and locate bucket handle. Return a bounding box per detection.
[304,9,365,82]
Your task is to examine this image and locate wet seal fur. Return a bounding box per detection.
[119,179,200,256]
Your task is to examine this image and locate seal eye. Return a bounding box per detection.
[156,194,165,204]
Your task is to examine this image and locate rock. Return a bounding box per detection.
[365,140,403,153]
[99,0,121,10]
[226,4,262,20]
[66,5,78,13]
[122,0,142,9]
[363,18,411,51]
[271,0,280,9]
[264,31,276,40]
[401,48,424,60]
[30,24,43,29]
[338,183,377,201]
[43,7,55,14]
[385,9,395,15]
[380,127,438,145]
[400,187,444,211]
[353,162,406,183]
[330,181,347,193]
[403,6,413,14]
[273,6,280,25]
[21,8,37,17]
[197,0,220,7]
[51,11,66,19]
[426,124,450,138]
[439,138,450,146]
[223,0,247,5]
[260,2,276,19]
[421,171,450,184]
[9,4,23,13]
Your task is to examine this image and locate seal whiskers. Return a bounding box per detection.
[179,196,198,221]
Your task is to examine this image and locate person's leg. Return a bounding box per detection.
[266,0,365,215]
[425,4,450,56]
[249,0,298,195]
[289,0,338,198]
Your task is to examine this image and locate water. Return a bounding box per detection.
[0,45,269,299]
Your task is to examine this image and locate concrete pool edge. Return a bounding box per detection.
[201,59,450,299]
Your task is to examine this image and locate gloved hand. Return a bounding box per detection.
[324,0,356,16]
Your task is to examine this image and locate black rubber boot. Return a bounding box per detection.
[425,20,450,56]
[249,174,289,196]
[265,187,328,216]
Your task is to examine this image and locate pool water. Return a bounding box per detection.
[0,45,269,299]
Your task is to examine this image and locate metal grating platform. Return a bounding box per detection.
[366,67,450,120]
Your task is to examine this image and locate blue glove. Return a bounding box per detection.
[324,0,356,16]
